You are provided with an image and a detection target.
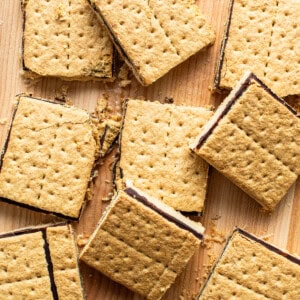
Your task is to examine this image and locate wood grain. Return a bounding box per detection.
[0,1,299,299]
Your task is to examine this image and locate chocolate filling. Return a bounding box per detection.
[42,230,59,300]
[0,223,70,300]
[125,187,203,239]
[196,73,299,150]
[214,0,235,90]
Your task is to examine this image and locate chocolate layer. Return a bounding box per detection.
[0,222,68,239]
[214,0,235,90]
[42,230,59,300]
[238,228,300,265]
[21,0,114,79]
[196,72,298,150]
[125,187,203,239]
[0,223,71,300]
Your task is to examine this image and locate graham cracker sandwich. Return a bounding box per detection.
[191,72,300,211]
[115,99,213,213]
[0,95,98,220]
[88,0,215,85]
[198,228,300,299]
[21,0,114,81]
[80,184,204,300]
[0,223,84,300]
[215,0,300,97]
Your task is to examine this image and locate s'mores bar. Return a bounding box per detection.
[88,0,215,85]
[0,223,84,299]
[215,0,300,97]
[0,96,98,220]
[115,99,213,213]
[192,72,300,211]
[80,185,204,300]
[198,228,300,299]
[22,0,114,80]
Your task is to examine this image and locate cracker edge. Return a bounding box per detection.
[197,228,300,299]
[20,0,116,82]
[0,94,100,221]
[213,0,235,92]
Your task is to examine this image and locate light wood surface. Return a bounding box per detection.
[0,1,299,299]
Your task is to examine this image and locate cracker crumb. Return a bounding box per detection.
[202,222,226,249]
[259,233,274,241]
[76,234,90,247]
[118,64,132,88]
[94,97,122,157]
[55,85,71,103]
[102,197,111,202]
[211,214,221,220]
[0,118,7,125]
[163,97,174,104]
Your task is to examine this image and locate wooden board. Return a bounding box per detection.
[0,1,299,299]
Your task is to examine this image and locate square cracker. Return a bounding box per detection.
[192,72,300,211]
[22,0,114,80]
[88,0,215,85]
[0,95,97,219]
[215,0,300,97]
[0,223,84,300]
[80,187,203,300]
[116,99,213,213]
[198,228,300,299]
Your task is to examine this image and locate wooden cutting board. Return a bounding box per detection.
[0,1,299,299]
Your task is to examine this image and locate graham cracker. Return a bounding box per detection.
[22,0,114,81]
[0,95,98,219]
[80,187,204,300]
[192,72,300,211]
[116,99,213,213]
[215,0,300,97]
[198,228,300,299]
[88,0,215,85]
[0,223,84,300]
